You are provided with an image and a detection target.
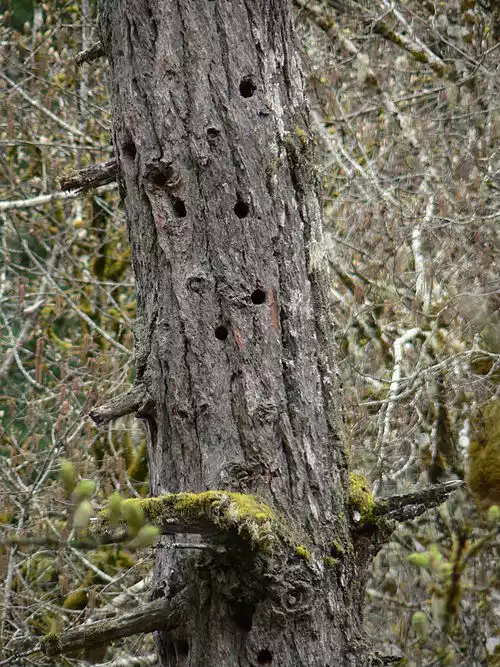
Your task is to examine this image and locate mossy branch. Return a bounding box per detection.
[41,590,189,656]
[372,23,450,78]
[95,491,276,552]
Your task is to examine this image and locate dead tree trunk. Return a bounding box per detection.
[99,1,372,664]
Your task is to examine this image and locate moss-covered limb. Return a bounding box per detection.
[41,590,190,657]
[372,23,449,79]
[97,491,277,551]
[373,480,465,522]
[348,473,464,526]
[349,472,376,525]
[89,384,149,427]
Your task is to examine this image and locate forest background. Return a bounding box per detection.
[0,0,499,665]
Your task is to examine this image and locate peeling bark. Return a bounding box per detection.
[99,1,369,665]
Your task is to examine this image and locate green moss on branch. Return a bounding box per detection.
[349,472,376,524]
[102,491,276,552]
[40,631,62,656]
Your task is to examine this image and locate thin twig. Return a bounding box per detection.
[19,238,130,355]
[0,73,97,144]
[0,183,117,212]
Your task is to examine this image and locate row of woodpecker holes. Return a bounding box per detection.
[124,74,256,217]
[217,76,256,340]
[179,73,256,216]
[158,75,256,219]
[206,76,257,341]
[130,72,259,343]
[169,194,248,221]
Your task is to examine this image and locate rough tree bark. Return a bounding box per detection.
[99,1,373,665]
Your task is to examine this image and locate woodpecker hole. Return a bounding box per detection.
[234,200,249,219]
[172,197,187,218]
[239,76,256,98]
[251,288,266,305]
[152,172,169,188]
[257,649,273,665]
[215,325,228,341]
[122,140,136,160]
[207,127,220,143]
[231,602,255,632]
[175,640,189,659]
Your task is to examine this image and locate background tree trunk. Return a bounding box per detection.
[100,0,370,664]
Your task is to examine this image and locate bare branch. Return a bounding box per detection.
[20,238,130,355]
[0,246,58,381]
[379,328,423,448]
[374,480,465,522]
[89,384,149,426]
[0,183,117,212]
[0,73,98,143]
[293,0,451,79]
[75,40,105,65]
[92,576,153,619]
[40,590,190,656]
[0,307,53,393]
[60,159,117,192]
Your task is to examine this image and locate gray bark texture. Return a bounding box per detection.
[99,1,374,664]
